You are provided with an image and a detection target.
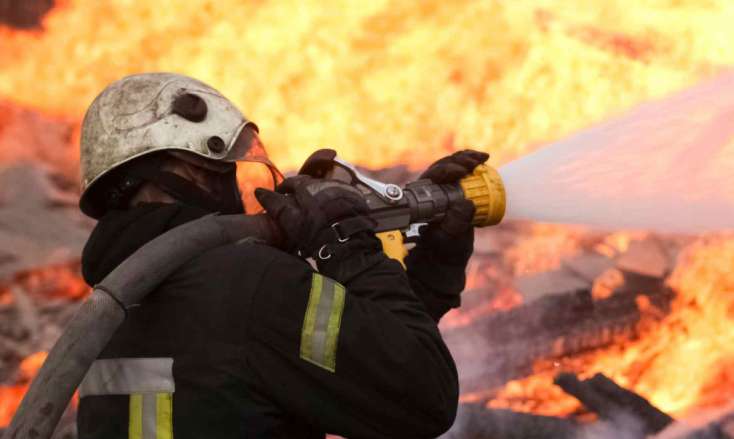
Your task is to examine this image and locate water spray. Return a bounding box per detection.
[498,71,734,233]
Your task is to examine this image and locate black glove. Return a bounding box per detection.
[404,149,489,321]
[416,149,489,265]
[254,175,377,260]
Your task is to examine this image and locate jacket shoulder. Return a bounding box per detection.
[181,240,309,288]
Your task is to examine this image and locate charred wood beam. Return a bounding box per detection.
[444,279,675,393]
[555,372,674,435]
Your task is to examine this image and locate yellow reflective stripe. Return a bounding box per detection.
[300,274,323,363]
[310,277,337,365]
[129,394,143,439]
[323,282,346,371]
[300,274,345,372]
[129,392,173,439]
[156,393,173,439]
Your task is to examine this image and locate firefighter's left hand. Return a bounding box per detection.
[416,149,489,265]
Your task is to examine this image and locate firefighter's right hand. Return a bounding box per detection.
[254,175,376,259]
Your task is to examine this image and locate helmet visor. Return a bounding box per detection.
[227,124,284,213]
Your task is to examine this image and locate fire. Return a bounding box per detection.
[14,265,89,300]
[637,235,734,414]
[2,0,734,432]
[0,352,47,427]
[0,268,86,428]
[0,351,80,428]
[3,1,734,173]
[489,234,734,418]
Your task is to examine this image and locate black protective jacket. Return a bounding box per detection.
[77,204,462,439]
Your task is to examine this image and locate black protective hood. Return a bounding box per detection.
[81,203,208,286]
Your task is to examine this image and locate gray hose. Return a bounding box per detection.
[4,214,278,439]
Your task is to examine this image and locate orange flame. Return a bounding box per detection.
[3,1,734,172]
[0,352,47,427]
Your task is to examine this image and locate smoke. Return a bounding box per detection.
[441,406,653,439]
[652,403,734,439]
[439,404,578,439]
[574,411,647,439]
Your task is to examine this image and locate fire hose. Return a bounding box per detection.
[5,151,506,439]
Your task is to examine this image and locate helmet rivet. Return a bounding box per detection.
[172,93,207,122]
[207,136,226,153]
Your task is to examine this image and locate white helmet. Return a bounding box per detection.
[79,72,281,218]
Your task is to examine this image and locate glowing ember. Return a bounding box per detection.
[17,351,47,381]
[16,265,89,300]
[0,352,47,427]
[0,384,27,428]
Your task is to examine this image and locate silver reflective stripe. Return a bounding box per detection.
[141,394,157,438]
[310,276,338,364]
[79,358,175,397]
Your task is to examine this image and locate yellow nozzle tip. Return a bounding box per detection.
[459,164,506,227]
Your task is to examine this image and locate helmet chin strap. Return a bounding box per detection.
[127,156,245,215]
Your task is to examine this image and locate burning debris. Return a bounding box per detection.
[554,372,674,435]
[0,163,89,435]
[443,226,683,407]
[443,373,673,439]
[436,229,734,438]
[444,269,675,394]
[445,374,734,439]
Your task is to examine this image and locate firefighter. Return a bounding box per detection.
[76,72,486,439]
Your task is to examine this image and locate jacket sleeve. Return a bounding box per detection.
[404,242,468,323]
[245,236,459,439]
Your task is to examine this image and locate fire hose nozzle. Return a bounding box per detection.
[297,148,506,233]
[459,164,506,227]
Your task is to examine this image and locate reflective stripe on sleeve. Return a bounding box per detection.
[80,358,175,439]
[129,394,143,439]
[79,358,175,397]
[129,392,173,439]
[300,273,346,372]
[155,393,173,439]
